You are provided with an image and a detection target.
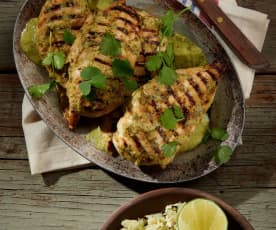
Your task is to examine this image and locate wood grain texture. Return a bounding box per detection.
[0,160,276,230]
[0,73,275,229]
[0,0,276,229]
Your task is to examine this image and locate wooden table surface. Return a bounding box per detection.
[0,0,276,229]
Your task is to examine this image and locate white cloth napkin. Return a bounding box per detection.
[22,0,270,174]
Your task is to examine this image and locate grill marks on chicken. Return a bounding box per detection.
[65,1,144,129]
[36,0,89,86]
[113,62,225,168]
[134,10,164,79]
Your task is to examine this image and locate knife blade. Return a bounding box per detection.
[193,0,269,70]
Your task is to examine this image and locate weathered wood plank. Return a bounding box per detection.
[0,0,25,70]
[0,137,27,159]
[0,160,276,229]
[246,75,276,107]
[0,91,23,137]
[0,0,275,71]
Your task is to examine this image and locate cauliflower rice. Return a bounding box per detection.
[120,202,185,230]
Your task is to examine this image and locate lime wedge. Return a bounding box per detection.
[177,198,228,230]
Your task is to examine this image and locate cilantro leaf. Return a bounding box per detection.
[28,80,56,99]
[123,79,138,92]
[157,66,178,86]
[172,105,185,121]
[42,52,54,66]
[80,66,106,95]
[63,30,75,45]
[162,142,178,157]
[146,54,162,72]
[112,59,134,78]
[214,145,233,164]
[53,51,65,70]
[89,73,106,90]
[83,88,96,101]
[211,127,229,141]
[160,10,177,37]
[79,81,92,96]
[100,33,121,57]
[162,43,174,67]
[81,66,103,81]
[160,108,178,130]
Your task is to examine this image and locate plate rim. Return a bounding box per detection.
[13,0,245,183]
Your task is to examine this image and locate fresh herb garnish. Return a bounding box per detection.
[146,8,190,86]
[123,79,138,92]
[112,59,134,78]
[202,127,229,143]
[201,127,232,164]
[63,30,75,45]
[161,43,174,67]
[42,31,66,70]
[161,8,190,37]
[79,66,106,96]
[28,80,56,99]
[100,33,121,57]
[112,59,137,92]
[172,105,185,121]
[146,54,163,72]
[160,106,184,130]
[162,142,178,157]
[146,43,178,86]
[53,51,66,70]
[214,145,233,164]
[210,127,229,141]
[157,65,178,86]
[42,51,54,66]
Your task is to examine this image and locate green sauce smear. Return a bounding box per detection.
[170,33,207,69]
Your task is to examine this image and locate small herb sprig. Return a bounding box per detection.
[202,127,233,164]
[79,66,106,100]
[42,31,66,71]
[160,105,185,130]
[146,8,190,86]
[162,142,179,157]
[28,80,56,99]
[63,30,75,45]
[101,33,137,91]
[28,30,68,99]
[159,105,185,157]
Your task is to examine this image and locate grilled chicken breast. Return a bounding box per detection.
[65,1,145,129]
[36,0,89,86]
[133,10,165,80]
[112,62,225,168]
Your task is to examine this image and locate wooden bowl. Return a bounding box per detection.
[101,188,254,230]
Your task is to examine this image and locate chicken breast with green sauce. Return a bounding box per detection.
[113,62,225,168]
[65,1,164,129]
[36,0,90,87]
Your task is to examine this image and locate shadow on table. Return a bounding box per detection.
[40,144,276,208]
[41,164,95,186]
[103,144,276,207]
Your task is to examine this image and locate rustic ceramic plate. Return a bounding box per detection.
[13,0,244,183]
[101,188,254,230]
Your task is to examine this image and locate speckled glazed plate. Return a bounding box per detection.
[101,188,254,229]
[13,0,244,183]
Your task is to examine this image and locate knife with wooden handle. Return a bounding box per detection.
[193,0,269,70]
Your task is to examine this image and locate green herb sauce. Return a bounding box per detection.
[170,33,207,69]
